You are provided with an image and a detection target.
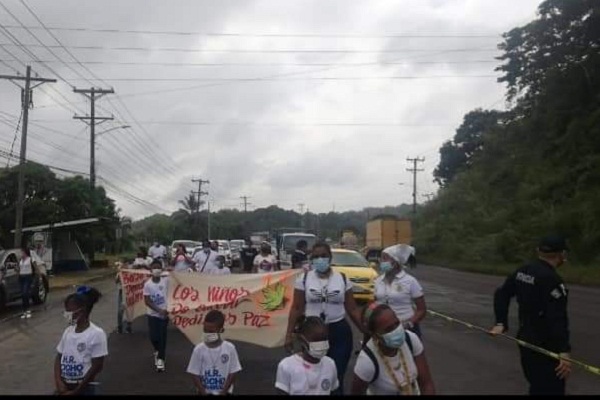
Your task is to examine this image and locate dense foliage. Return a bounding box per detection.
[416,0,600,264]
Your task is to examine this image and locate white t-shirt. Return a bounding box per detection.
[209,267,231,276]
[149,245,167,259]
[187,341,243,395]
[19,257,33,275]
[132,257,151,269]
[193,250,220,274]
[143,277,169,319]
[254,254,277,273]
[374,271,424,321]
[354,332,423,395]
[276,354,339,395]
[294,270,353,324]
[56,323,108,383]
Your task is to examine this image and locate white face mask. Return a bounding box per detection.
[204,332,220,343]
[63,309,82,326]
[151,269,162,278]
[304,339,329,360]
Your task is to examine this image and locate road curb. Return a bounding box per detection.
[50,269,116,291]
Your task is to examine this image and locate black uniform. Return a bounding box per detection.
[494,258,570,395]
[240,246,258,273]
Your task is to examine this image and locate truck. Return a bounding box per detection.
[340,229,359,250]
[250,231,270,249]
[364,215,416,267]
[273,228,317,270]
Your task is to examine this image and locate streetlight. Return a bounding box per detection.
[96,124,130,138]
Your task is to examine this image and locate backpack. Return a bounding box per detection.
[361,333,414,384]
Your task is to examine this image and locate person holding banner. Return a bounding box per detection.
[172,244,196,273]
[54,286,108,395]
[143,261,170,372]
[276,316,339,395]
[285,242,366,395]
[351,303,435,396]
[187,310,242,395]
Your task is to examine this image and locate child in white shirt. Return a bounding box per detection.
[187,310,242,395]
[276,316,339,395]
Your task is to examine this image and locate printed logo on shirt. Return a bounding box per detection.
[559,283,568,296]
[321,379,331,391]
[516,272,535,285]
[61,355,85,380]
[150,293,165,307]
[550,289,562,299]
[308,288,341,303]
[77,343,86,353]
[202,367,227,392]
[221,354,229,364]
[259,260,273,271]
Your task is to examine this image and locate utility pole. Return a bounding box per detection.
[1,66,56,247]
[73,87,114,189]
[191,178,209,238]
[240,196,251,212]
[298,203,305,215]
[207,200,211,240]
[406,157,425,215]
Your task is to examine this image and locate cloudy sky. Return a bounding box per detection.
[0,0,543,219]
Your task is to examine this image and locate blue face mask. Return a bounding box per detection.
[312,257,331,273]
[379,261,393,274]
[381,325,406,348]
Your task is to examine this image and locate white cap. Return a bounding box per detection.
[382,244,413,266]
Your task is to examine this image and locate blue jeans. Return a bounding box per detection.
[327,319,353,395]
[19,274,33,312]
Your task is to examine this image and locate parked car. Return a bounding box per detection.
[330,248,378,302]
[0,249,50,311]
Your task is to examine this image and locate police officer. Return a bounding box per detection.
[489,235,572,395]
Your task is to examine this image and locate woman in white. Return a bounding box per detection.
[253,242,278,274]
[54,286,108,395]
[17,247,35,319]
[374,244,427,337]
[285,242,365,395]
[352,303,435,395]
[276,316,339,395]
[171,244,195,273]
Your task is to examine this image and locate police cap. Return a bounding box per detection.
[538,235,569,253]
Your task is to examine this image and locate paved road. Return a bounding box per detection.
[1,264,599,395]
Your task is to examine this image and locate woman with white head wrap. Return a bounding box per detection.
[373,244,427,337]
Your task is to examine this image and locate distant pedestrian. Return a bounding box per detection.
[374,244,427,338]
[240,240,258,273]
[209,255,231,276]
[143,260,169,372]
[187,310,242,395]
[54,286,107,395]
[148,241,167,264]
[171,244,196,273]
[17,247,34,319]
[291,240,309,270]
[253,242,278,274]
[211,240,219,252]
[276,316,339,395]
[351,303,435,395]
[490,235,572,395]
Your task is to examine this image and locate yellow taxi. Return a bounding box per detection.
[331,248,378,303]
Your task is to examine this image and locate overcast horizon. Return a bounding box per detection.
[0,0,543,220]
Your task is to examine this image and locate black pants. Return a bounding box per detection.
[147,316,168,360]
[19,275,33,312]
[327,319,353,395]
[519,345,565,395]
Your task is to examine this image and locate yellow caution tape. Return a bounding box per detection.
[427,309,600,377]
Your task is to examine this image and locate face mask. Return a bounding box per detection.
[204,332,220,343]
[379,261,393,273]
[152,269,162,278]
[381,325,406,349]
[303,339,329,360]
[204,248,210,254]
[312,257,330,273]
[63,309,81,326]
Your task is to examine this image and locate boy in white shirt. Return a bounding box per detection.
[276,315,339,395]
[143,261,169,372]
[187,310,242,395]
[209,256,231,276]
[253,242,278,274]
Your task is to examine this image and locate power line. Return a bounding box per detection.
[0,42,500,54]
[0,24,502,39]
[5,109,23,168]
[59,74,499,83]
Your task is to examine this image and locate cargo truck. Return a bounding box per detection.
[364,216,416,268]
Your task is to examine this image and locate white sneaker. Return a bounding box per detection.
[156,359,165,371]
[20,313,27,319]
[26,312,32,319]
